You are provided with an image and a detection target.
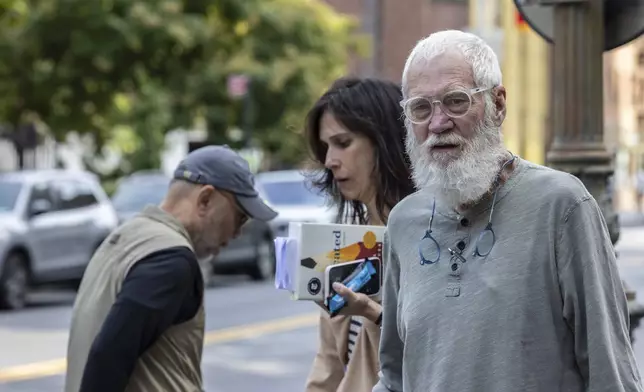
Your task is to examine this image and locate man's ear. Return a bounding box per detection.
[196,185,216,214]
[493,85,507,126]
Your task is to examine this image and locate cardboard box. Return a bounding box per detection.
[288,222,385,301]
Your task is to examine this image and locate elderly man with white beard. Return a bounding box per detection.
[373,30,643,392]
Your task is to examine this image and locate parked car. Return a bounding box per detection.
[0,170,119,310]
[110,171,275,282]
[254,170,336,238]
[110,171,174,224]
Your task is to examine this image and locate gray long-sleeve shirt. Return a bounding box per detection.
[374,158,643,392]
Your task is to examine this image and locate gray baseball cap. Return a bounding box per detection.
[173,145,278,222]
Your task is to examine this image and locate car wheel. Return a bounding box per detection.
[0,252,29,310]
[248,235,275,281]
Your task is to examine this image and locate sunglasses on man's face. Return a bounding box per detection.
[217,190,249,229]
[236,209,249,228]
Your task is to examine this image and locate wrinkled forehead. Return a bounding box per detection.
[405,53,474,99]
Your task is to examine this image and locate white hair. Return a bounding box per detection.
[401,30,502,99]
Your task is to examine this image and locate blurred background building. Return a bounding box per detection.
[605,39,644,212]
[322,0,469,80]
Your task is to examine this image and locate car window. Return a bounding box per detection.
[111,176,169,212]
[260,180,326,206]
[28,182,58,212]
[0,180,23,212]
[55,180,99,210]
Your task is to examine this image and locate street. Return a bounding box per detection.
[0,225,642,392]
[0,277,320,392]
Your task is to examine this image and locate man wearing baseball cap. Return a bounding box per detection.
[65,145,277,392]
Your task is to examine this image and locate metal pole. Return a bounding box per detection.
[242,78,253,149]
[545,0,613,205]
[363,0,382,77]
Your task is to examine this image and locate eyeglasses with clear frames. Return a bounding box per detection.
[402,86,494,124]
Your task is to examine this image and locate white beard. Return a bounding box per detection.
[406,114,509,209]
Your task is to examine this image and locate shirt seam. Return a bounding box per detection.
[555,195,592,275]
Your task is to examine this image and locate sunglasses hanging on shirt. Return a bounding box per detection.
[418,154,517,266]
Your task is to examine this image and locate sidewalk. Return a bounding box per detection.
[616,225,644,373]
[621,212,644,228]
[616,225,644,267]
[615,225,644,319]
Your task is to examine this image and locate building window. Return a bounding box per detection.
[639,114,644,145]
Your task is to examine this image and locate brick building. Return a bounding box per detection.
[323,0,469,82]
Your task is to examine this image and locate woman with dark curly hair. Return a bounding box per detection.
[304,77,414,392]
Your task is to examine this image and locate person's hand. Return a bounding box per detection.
[329,282,382,323]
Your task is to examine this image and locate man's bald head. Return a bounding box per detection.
[165,179,201,203]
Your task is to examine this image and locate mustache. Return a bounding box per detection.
[425,133,467,147]
[414,133,468,150]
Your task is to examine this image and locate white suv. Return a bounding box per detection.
[0,170,118,310]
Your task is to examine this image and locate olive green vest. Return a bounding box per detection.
[65,205,205,392]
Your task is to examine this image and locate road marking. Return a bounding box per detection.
[203,312,318,345]
[0,359,67,384]
[0,312,319,384]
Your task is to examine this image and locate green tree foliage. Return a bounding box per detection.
[0,0,211,143]
[168,0,366,165]
[0,0,363,171]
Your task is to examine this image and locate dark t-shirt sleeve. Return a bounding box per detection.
[79,246,202,392]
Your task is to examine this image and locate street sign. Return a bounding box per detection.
[514,0,644,51]
[227,74,249,99]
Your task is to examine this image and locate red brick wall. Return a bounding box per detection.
[323,0,469,82]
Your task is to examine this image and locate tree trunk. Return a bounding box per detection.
[12,141,25,170]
